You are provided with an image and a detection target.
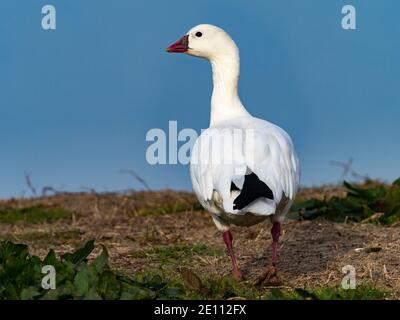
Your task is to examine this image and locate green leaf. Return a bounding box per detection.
[97,271,121,300]
[43,249,57,266]
[120,283,156,300]
[268,288,287,300]
[62,240,95,265]
[161,287,183,299]
[0,241,29,261]
[0,280,19,300]
[294,288,319,300]
[73,265,98,296]
[40,281,76,300]
[20,287,41,300]
[83,288,102,300]
[91,245,109,273]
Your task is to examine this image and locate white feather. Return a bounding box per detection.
[177,24,300,229]
[190,116,300,219]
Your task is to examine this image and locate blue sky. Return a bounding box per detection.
[0,0,399,198]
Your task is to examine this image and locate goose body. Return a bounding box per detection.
[167,24,300,280]
[191,116,299,228]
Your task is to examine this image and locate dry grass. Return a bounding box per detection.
[0,187,399,299]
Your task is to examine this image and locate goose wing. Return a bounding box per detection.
[190,117,300,214]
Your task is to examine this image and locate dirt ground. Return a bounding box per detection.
[0,190,399,298]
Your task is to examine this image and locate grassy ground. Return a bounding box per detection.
[0,182,399,299]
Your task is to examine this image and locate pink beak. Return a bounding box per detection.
[166,35,189,53]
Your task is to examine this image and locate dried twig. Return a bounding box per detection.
[24,171,37,195]
[329,157,369,184]
[120,169,151,191]
[41,186,61,196]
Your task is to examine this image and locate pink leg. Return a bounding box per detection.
[223,230,242,280]
[271,222,281,266]
[254,222,282,286]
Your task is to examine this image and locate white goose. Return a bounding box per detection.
[167,24,300,281]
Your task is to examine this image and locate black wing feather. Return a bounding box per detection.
[232,173,274,210]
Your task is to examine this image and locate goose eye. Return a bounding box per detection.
[195,31,203,38]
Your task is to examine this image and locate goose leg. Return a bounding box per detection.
[223,230,242,280]
[255,222,282,286]
[271,222,281,265]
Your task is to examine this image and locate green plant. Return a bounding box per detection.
[132,244,223,263]
[0,206,71,224]
[0,240,184,300]
[291,178,400,224]
[0,240,389,300]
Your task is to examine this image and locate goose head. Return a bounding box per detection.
[167,24,245,125]
[166,24,239,61]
